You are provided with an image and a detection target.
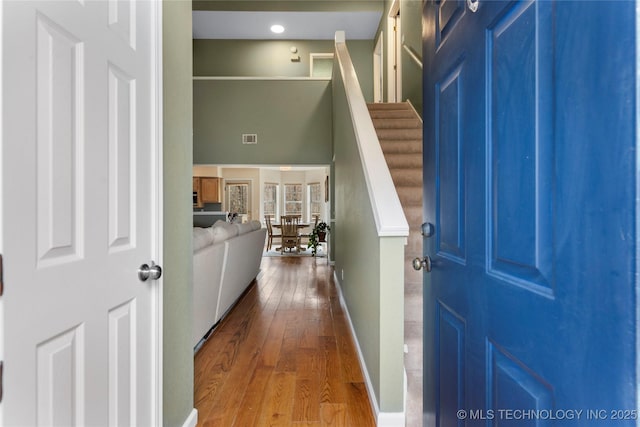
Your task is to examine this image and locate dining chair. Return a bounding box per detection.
[280,215,301,253]
[265,215,280,251]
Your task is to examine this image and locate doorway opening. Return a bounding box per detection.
[192,164,331,235]
[225,180,252,222]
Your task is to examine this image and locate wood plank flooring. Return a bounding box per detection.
[194,256,377,427]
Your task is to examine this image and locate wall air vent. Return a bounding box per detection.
[242,134,258,145]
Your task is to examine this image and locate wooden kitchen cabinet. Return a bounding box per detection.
[193,176,221,207]
[199,177,221,203]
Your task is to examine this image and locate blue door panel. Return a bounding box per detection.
[489,342,553,427]
[436,61,466,263]
[436,302,466,427]
[486,0,555,295]
[437,0,466,48]
[423,0,638,425]
[490,2,538,269]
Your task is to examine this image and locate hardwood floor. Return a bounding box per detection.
[194,256,377,426]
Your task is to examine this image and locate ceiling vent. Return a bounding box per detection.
[242,134,257,145]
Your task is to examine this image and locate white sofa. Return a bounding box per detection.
[192,220,266,347]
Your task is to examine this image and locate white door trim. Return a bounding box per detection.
[387,0,402,103]
[0,3,5,423]
[151,1,164,425]
[309,52,334,77]
[374,32,384,103]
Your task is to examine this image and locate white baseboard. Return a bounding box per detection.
[332,271,406,427]
[182,408,198,427]
[378,412,407,426]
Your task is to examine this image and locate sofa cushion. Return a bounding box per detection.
[235,222,254,235]
[205,226,222,245]
[193,227,214,252]
[250,220,262,231]
[212,220,239,240]
[210,221,230,242]
[222,221,240,237]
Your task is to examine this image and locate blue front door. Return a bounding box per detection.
[423,1,638,425]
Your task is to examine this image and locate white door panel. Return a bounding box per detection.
[1,1,161,425]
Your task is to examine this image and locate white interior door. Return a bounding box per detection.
[1,1,162,425]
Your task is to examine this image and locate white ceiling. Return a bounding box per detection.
[192,10,382,40]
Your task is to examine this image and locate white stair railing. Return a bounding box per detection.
[333,31,409,238]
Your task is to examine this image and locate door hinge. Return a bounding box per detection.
[0,361,4,403]
[0,254,4,297]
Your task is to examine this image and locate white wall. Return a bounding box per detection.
[193,165,221,177]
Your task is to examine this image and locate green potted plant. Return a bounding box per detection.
[308,221,330,256]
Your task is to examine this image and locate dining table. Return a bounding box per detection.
[271,222,310,230]
[271,222,311,252]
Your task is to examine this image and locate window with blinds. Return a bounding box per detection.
[284,183,303,216]
[263,182,278,219]
[308,182,322,222]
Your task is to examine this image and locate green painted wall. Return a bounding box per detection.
[192,38,376,168]
[194,40,331,77]
[193,39,375,101]
[163,1,194,426]
[333,71,381,404]
[346,40,375,102]
[401,0,423,114]
[193,79,333,165]
[374,0,423,114]
[378,237,406,411]
[332,57,405,413]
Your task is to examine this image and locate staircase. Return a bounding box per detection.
[368,102,423,427]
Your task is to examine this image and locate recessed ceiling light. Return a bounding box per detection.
[270,24,285,34]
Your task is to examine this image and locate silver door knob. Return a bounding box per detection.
[138,261,162,282]
[412,256,432,272]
